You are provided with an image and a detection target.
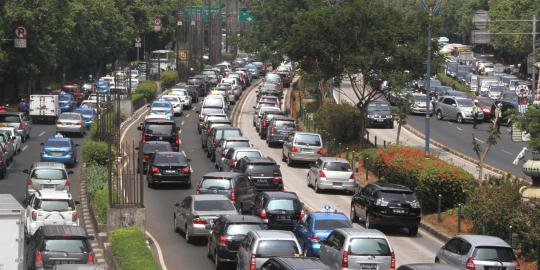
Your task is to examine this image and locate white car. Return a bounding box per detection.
[170,89,192,109]
[160,95,183,116]
[25,190,79,236]
[144,114,171,121]
[0,127,21,153]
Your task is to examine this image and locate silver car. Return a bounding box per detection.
[0,127,22,153]
[237,230,302,270]
[307,157,357,194]
[24,162,72,197]
[170,89,192,109]
[56,112,86,136]
[0,130,15,165]
[214,137,251,171]
[435,235,519,270]
[320,228,395,270]
[0,112,31,142]
[409,94,434,114]
[254,106,281,132]
[173,194,238,243]
[434,96,484,123]
[222,147,263,172]
[282,132,324,166]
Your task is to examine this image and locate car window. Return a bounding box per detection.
[226,224,263,236]
[200,179,231,189]
[323,162,351,171]
[145,124,174,135]
[44,140,71,147]
[151,102,171,108]
[314,219,352,230]
[274,120,295,128]
[348,238,391,256]
[203,99,224,107]
[235,151,262,160]
[457,99,473,107]
[367,103,390,112]
[31,169,67,180]
[256,240,299,257]
[59,114,81,120]
[154,153,187,164]
[378,191,417,202]
[161,96,179,102]
[0,115,21,123]
[221,129,242,138]
[142,143,172,152]
[194,200,235,211]
[226,141,250,148]
[44,239,88,253]
[38,199,75,211]
[248,164,279,175]
[266,199,298,211]
[295,134,321,146]
[473,247,515,262]
[444,239,461,253]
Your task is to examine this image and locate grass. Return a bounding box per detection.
[92,188,108,224]
[110,227,161,270]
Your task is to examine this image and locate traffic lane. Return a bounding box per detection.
[406,114,527,178]
[238,87,443,266]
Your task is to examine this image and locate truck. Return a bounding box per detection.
[29,94,60,123]
[0,194,25,270]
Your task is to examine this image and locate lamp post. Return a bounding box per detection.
[419,0,442,155]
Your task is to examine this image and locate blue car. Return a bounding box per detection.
[293,206,353,257]
[75,107,97,128]
[59,93,76,112]
[40,136,78,167]
[96,81,109,94]
[148,101,174,120]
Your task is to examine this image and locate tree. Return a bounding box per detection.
[392,94,412,145]
[472,116,500,181]
[516,104,540,152]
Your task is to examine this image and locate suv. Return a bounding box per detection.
[202,119,232,150]
[252,191,304,230]
[138,119,180,151]
[261,257,332,270]
[214,137,251,171]
[234,157,283,192]
[206,127,243,162]
[25,190,80,236]
[435,96,484,123]
[222,147,263,172]
[319,228,395,270]
[0,112,31,141]
[24,162,73,197]
[26,225,95,269]
[350,183,421,235]
[266,117,296,147]
[282,132,324,166]
[207,215,265,268]
[196,172,246,201]
[197,107,226,134]
[258,111,286,139]
[236,230,302,270]
[366,101,394,128]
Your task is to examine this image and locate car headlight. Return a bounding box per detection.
[375,198,389,207]
[410,200,421,208]
[368,115,375,119]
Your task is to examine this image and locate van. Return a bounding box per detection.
[29,95,60,123]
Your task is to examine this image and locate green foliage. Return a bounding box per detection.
[131,93,146,105]
[82,140,111,166]
[160,71,178,88]
[136,81,158,101]
[222,53,234,62]
[110,227,161,270]
[93,188,108,224]
[88,123,98,140]
[516,105,540,152]
[84,165,108,198]
[314,102,362,144]
[437,72,471,94]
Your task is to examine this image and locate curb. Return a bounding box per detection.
[419,221,451,243]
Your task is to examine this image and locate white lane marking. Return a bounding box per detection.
[145,231,168,270]
[22,145,28,152]
[501,149,513,155]
[456,126,463,131]
[474,137,485,143]
[38,131,46,137]
[181,150,186,156]
[120,107,149,142]
[181,121,184,126]
[186,113,190,117]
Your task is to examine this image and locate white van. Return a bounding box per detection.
[29,95,60,123]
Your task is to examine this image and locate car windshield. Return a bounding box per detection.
[207,116,228,122]
[44,239,87,253]
[201,178,231,189]
[266,77,281,84]
[478,99,494,106]
[59,114,81,120]
[38,199,74,211]
[379,191,417,202]
[368,103,390,112]
[151,102,171,108]
[0,115,20,123]
[194,200,235,211]
[267,199,297,211]
[257,240,299,257]
[235,151,262,159]
[75,109,94,116]
[348,238,391,256]
[473,247,515,262]
[226,141,250,148]
[226,224,263,236]
[143,143,172,153]
[172,91,188,96]
[324,162,351,171]
[202,108,225,115]
[203,99,224,108]
[274,120,295,128]
[145,124,174,135]
[154,153,187,164]
[45,140,71,147]
[314,219,352,230]
[457,99,474,107]
[295,134,322,146]
[220,130,242,139]
[31,169,67,180]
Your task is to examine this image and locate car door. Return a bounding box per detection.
[447,98,458,119]
[282,134,294,157]
[178,197,191,229]
[238,234,253,270]
[294,216,310,248]
[309,159,322,185]
[439,238,461,265]
[357,186,372,218]
[320,232,337,268]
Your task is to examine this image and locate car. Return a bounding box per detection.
[409,94,434,114]
[216,83,236,104]
[366,101,394,128]
[201,118,232,149]
[160,95,183,116]
[188,77,207,97]
[137,141,173,173]
[260,257,332,270]
[197,107,226,134]
[206,127,243,162]
[307,157,357,194]
[266,117,296,147]
[350,183,421,235]
[0,151,7,179]
[435,235,519,270]
[173,194,238,243]
[264,73,283,92]
[293,206,353,257]
[26,225,95,269]
[138,119,180,151]
[234,157,283,192]
[148,101,174,120]
[74,107,97,128]
[254,107,281,133]
[25,190,80,236]
[185,85,201,102]
[0,112,31,141]
[202,95,228,111]
[253,103,279,125]
[0,127,21,153]
[196,172,246,201]
[40,136,79,167]
[251,191,304,230]
[170,88,192,109]
[282,132,324,166]
[319,228,395,270]
[147,151,192,188]
[0,130,15,164]
[471,96,495,120]
[258,111,286,139]
[24,162,73,197]
[56,112,86,136]
[222,147,263,172]
[214,137,251,170]
[220,78,242,100]
[236,230,302,270]
[435,96,484,123]
[59,93,77,112]
[397,263,463,270]
[207,215,265,268]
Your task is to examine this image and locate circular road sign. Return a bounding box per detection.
[135,35,142,43]
[516,84,529,98]
[153,17,162,26]
[15,26,27,39]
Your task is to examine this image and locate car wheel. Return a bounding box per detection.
[282,152,286,162]
[350,205,358,223]
[314,179,321,193]
[207,242,212,258]
[365,213,374,229]
[436,110,443,120]
[457,114,464,123]
[435,257,440,263]
[173,214,179,233]
[408,225,419,236]
[286,154,293,167]
[214,249,222,270]
[306,174,311,187]
[185,225,192,243]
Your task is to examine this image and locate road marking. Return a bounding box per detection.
[186,113,190,117]
[38,131,46,137]
[181,121,184,126]
[474,137,485,143]
[120,107,149,143]
[145,231,168,270]
[456,126,463,131]
[22,145,28,152]
[181,150,186,156]
[501,149,513,155]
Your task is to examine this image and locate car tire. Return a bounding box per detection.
[436,110,443,120]
[185,226,192,243]
[286,154,293,167]
[389,122,394,129]
[365,213,374,229]
[173,214,179,233]
[314,179,321,193]
[214,249,222,270]
[306,174,311,187]
[408,225,419,236]
[457,114,464,123]
[435,257,440,263]
[350,205,358,223]
[282,152,286,162]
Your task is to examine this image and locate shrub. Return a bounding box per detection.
[131,93,146,105]
[437,72,471,95]
[85,164,108,198]
[222,53,233,62]
[314,102,362,144]
[82,140,111,166]
[135,81,158,100]
[88,122,98,140]
[160,70,178,88]
[93,188,108,224]
[110,227,161,270]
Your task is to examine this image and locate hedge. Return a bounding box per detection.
[313,102,362,144]
[362,146,476,212]
[110,227,161,270]
[135,81,158,100]
[84,164,108,198]
[82,140,111,166]
[160,70,178,88]
[131,92,146,105]
[437,72,471,95]
[93,188,108,224]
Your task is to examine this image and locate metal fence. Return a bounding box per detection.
[111,141,144,208]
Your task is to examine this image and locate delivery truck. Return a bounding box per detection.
[0,194,25,270]
[29,94,60,123]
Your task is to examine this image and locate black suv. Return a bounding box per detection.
[196,172,246,201]
[147,152,191,188]
[233,157,283,191]
[252,191,304,230]
[350,183,421,236]
[266,117,296,147]
[26,225,95,269]
[138,119,180,151]
[366,101,394,129]
[261,257,331,270]
[207,215,265,268]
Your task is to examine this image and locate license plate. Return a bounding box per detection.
[52,152,62,156]
[164,170,177,174]
[333,182,343,186]
[302,148,314,153]
[359,264,377,270]
[377,119,384,122]
[393,209,407,214]
[42,184,56,189]
[256,178,267,184]
[278,215,290,220]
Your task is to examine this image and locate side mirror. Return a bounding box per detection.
[12,136,16,140]
[137,126,142,131]
[174,202,180,207]
[75,200,81,205]
[23,169,30,174]
[452,103,457,107]
[68,170,74,175]
[196,110,200,114]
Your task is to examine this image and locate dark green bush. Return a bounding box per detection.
[438,72,471,95]
[82,140,111,166]
[110,227,161,270]
[131,93,146,105]
[160,70,178,88]
[135,81,158,100]
[93,188,108,224]
[85,164,108,198]
[314,102,362,144]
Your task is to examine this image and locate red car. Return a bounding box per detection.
[472,96,495,120]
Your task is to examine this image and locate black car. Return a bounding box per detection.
[366,101,394,128]
[137,141,173,173]
[138,119,180,151]
[266,117,296,147]
[233,157,283,192]
[252,191,304,230]
[207,215,265,267]
[261,257,332,270]
[196,172,246,201]
[26,225,95,269]
[185,85,200,102]
[147,152,191,188]
[350,183,421,236]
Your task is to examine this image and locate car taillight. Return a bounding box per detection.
[250,253,256,270]
[260,209,267,219]
[19,122,24,129]
[390,251,396,270]
[176,135,180,145]
[299,209,305,219]
[317,149,325,155]
[220,148,225,155]
[32,210,37,221]
[72,211,78,221]
[143,154,151,160]
[270,126,276,134]
[218,235,228,246]
[141,133,146,144]
[350,173,355,180]
[319,170,326,177]
[88,251,95,264]
[272,177,282,184]
[514,260,520,270]
[231,187,236,201]
[466,257,475,270]
[192,216,208,224]
[56,121,63,125]
[27,179,32,186]
[262,120,267,128]
[309,234,320,243]
[66,179,70,190]
[195,185,200,194]
[35,251,43,267]
[342,250,349,268]
[151,167,160,173]
[181,167,190,174]
[291,146,298,152]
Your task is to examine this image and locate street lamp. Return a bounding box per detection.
[419,0,442,155]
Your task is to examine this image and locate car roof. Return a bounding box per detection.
[41,225,88,238]
[399,264,463,270]
[37,190,72,199]
[191,194,230,201]
[310,211,350,220]
[45,137,71,143]
[269,257,332,270]
[219,214,264,223]
[253,230,296,240]
[457,235,511,247]
[202,172,243,178]
[262,191,299,200]
[336,228,387,238]
[231,147,261,152]
[370,183,413,192]
[32,162,67,170]
[318,157,349,163]
[241,157,275,164]
[224,136,249,141]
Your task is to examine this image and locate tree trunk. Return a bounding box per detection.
[396,122,402,145]
[478,157,484,181]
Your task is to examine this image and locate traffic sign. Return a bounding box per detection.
[179,50,188,61]
[14,26,27,48]
[153,16,161,32]
[135,35,142,43]
[239,8,255,22]
[184,6,220,22]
